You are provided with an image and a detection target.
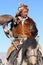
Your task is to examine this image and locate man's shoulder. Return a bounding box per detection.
[27,16,35,24]
[27,16,33,21]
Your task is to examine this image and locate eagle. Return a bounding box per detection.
[0,14,14,25]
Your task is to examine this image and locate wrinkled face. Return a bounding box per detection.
[21,9,28,18]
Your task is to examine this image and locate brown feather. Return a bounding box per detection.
[0,14,14,25]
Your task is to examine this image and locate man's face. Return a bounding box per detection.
[21,9,28,18]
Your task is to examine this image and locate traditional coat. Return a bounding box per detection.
[11,16,38,38]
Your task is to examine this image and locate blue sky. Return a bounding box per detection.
[0,0,43,52]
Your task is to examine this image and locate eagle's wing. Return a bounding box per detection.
[0,14,14,25]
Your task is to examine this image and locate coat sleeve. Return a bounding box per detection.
[30,18,38,37]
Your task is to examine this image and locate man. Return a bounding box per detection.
[11,3,38,38]
[3,3,43,65]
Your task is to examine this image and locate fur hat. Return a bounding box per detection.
[18,2,29,12]
[16,3,29,17]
